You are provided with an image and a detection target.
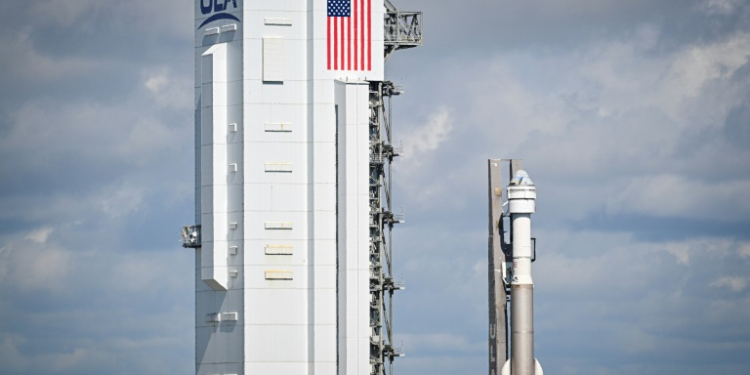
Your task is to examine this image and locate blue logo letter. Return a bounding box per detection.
[200,0,212,15]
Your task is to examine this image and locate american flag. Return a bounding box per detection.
[328,0,371,71]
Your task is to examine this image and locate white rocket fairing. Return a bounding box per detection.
[192,1,386,374]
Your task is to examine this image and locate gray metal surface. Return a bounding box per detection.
[383,0,423,61]
[487,160,507,375]
[510,285,534,375]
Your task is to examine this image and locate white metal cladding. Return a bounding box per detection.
[335,80,371,375]
[262,36,285,82]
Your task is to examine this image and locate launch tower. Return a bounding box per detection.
[182,1,422,375]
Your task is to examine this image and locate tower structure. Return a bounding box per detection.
[182,1,421,375]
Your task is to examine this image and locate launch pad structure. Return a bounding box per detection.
[182,1,422,375]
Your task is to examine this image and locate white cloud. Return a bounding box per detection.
[700,0,743,15]
[664,33,750,111]
[711,277,749,292]
[401,108,453,160]
[0,229,70,293]
[25,227,53,243]
[142,67,192,110]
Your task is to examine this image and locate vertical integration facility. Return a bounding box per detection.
[181,1,422,375]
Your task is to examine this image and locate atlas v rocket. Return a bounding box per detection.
[488,161,544,375]
[182,1,421,375]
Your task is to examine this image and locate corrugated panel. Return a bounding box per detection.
[263,36,285,82]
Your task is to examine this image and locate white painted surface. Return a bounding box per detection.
[335,80,371,375]
[262,37,286,82]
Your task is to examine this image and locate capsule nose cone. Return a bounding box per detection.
[511,170,534,186]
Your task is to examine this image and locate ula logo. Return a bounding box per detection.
[200,0,237,15]
[199,0,241,29]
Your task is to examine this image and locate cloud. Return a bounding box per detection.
[401,108,453,159]
[0,228,70,293]
[700,0,743,15]
[392,28,750,230]
[711,277,749,292]
[0,32,97,86]
[0,99,183,171]
[394,108,457,208]
[26,0,104,28]
[398,225,750,374]
[142,67,193,110]
[25,227,54,243]
[605,175,750,221]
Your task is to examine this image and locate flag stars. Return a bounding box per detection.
[328,0,351,17]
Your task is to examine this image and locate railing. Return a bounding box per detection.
[384,11,423,47]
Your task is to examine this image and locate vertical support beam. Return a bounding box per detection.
[487,159,506,375]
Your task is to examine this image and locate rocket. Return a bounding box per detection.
[502,170,544,375]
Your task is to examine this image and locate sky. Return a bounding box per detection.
[0,0,749,375]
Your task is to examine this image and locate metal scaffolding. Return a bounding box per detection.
[369,80,404,375]
[384,0,423,62]
[370,2,422,374]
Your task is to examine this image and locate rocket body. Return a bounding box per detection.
[507,171,537,375]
